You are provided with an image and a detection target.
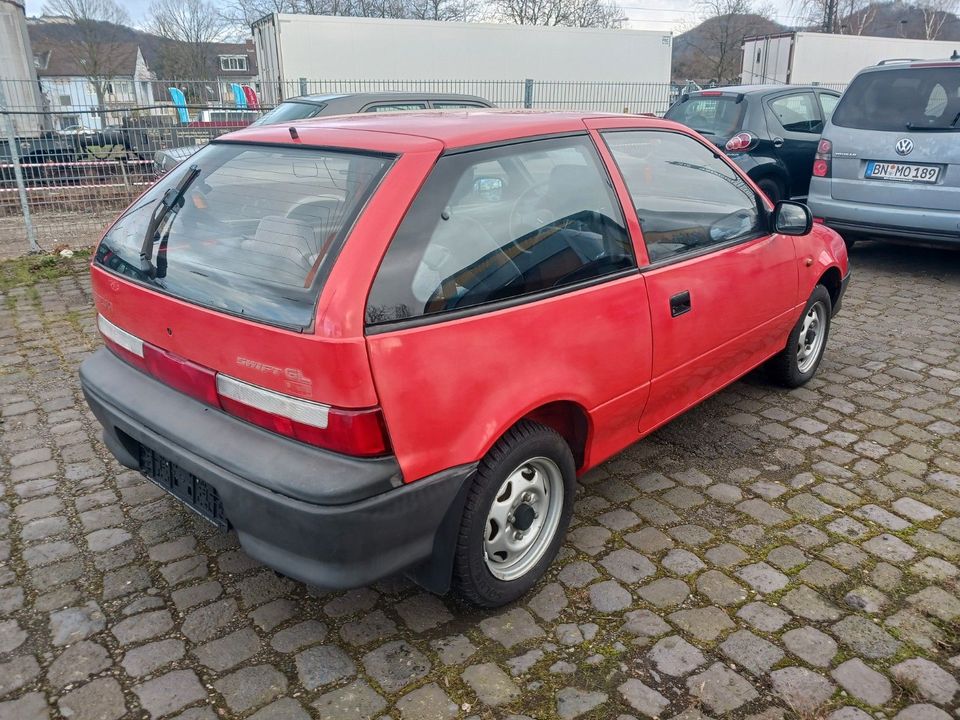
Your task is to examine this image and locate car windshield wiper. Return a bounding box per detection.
[139,164,200,277]
[905,120,960,132]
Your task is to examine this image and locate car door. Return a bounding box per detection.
[364,134,652,481]
[599,128,799,435]
[764,91,824,198]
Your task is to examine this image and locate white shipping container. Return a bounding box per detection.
[253,14,673,109]
[742,32,960,87]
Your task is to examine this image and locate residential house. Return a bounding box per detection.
[32,39,155,130]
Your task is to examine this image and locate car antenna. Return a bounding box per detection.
[289,127,301,142]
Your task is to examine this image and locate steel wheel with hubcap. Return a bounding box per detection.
[767,283,832,388]
[453,420,576,607]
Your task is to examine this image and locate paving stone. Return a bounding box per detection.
[589,579,632,612]
[249,698,310,720]
[395,682,457,720]
[49,601,105,646]
[705,543,748,567]
[783,626,837,667]
[393,593,453,633]
[863,533,917,562]
[57,677,126,720]
[892,497,942,522]
[558,560,600,588]
[647,635,706,676]
[890,658,959,705]
[853,504,910,530]
[181,598,237,642]
[661,548,706,576]
[192,626,260,671]
[892,705,952,720]
[271,619,327,653]
[844,585,888,613]
[296,645,357,690]
[831,658,892,706]
[479,608,543,648]
[720,629,784,676]
[431,634,477,666]
[601,548,656,584]
[338,610,397,647]
[622,609,671,640]
[506,648,543,675]
[737,498,790,525]
[528,582,568,621]
[798,560,847,588]
[0,692,48,720]
[625,527,674,553]
[213,664,287,713]
[618,678,668,717]
[769,666,836,716]
[737,602,791,632]
[362,640,430,693]
[133,670,207,719]
[781,585,842,621]
[0,618,26,654]
[48,640,111,687]
[766,544,809,571]
[122,638,185,677]
[0,654,40,696]
[907,585,960,621]
[556,687,608,720]
[312,679,386,720]
[568,525,611,555]
[696,570,747,606]
[687,662,759,714]
[461,662,521,706]
[832,615,902,659]
[111,609,173,646]
[827,708,873,720]
[668,606,735,642]
[250,598,296,631]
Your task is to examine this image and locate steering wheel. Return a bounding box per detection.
[508,180,553,240]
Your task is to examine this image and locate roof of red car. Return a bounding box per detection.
[220,109,672,153]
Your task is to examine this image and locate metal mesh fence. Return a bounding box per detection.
[0,77,846,258]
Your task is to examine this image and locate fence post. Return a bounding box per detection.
[0,101,41,254]
[523,78,534,109]
[299,77,308,96]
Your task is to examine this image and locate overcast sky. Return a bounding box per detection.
[26,0,805,35]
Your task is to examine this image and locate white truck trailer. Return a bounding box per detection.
[252,14,673,111]
[741,32,960,87]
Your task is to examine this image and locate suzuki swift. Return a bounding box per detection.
[81,111,849,607]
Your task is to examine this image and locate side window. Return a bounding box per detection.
[366,136,634,326]
[603,130,764,264]
[363,103,427,112]
[768,93,822,133]
[818,93,840,121]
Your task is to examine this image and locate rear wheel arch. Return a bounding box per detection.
[521,400,590,471]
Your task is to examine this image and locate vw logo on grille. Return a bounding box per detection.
[895,138,914,156]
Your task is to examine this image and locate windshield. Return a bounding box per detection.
[832,67,960,131]
[664,95,745,137]
[96,143,392,329]
[250,101,328,127]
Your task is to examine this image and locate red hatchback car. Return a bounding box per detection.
[82,111,849,607]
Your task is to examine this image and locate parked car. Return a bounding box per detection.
[808,56,960,248]
[82,111,849,607]
[664,85,841,203]
[153,92,493,174]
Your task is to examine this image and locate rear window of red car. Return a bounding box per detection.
[95,143,391,330]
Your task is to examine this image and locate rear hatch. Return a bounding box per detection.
[92,140,395,456]
[826,64,960,211]
[663,92,746,148]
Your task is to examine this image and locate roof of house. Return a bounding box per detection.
[32,38,141,77]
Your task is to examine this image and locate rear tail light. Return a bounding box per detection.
[813,138,832,178]
[97,315,391,457]
[724,132,756,153]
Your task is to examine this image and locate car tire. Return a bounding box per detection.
[452,420,576,608]
[757,177,784,204]
[767,284,832,388]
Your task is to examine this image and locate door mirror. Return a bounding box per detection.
[474,176,504,202]
[772,200,812,236]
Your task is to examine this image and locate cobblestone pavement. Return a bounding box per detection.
[1,242,959,720]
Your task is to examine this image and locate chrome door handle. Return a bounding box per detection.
[772,137,785,148]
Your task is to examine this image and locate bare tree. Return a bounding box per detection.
[492,0,624,26]
[839,0,878,34]
[686,0,767,83]
[407,0,482,21]
[219,0,292,31]
[42,0,130,122]
[792,0,878,33]
[916,0,957,38]
[150,0,232,83]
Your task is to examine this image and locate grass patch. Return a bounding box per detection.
[0,249,91,293]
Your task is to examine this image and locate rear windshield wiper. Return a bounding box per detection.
[139,164,201,277]
[905,121,960,132]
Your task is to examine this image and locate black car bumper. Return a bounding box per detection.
[80,349,473,590]
[833,272,850,317]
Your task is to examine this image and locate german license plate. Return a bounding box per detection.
[865,161,940,183]
[139,445,228,530]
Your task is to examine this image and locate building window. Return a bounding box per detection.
[220,55,248,72]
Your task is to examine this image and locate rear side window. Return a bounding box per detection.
[366,135,633,326]
[603,130,763,263]
[818,93,840,120]
[363,103,427,112]
[664,96,745,138]
[768,92,822,134]
[250,101,326,126]
[96,143,391,329]
[832,67,960,131]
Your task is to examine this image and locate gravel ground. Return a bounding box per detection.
[1,241,958,720]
